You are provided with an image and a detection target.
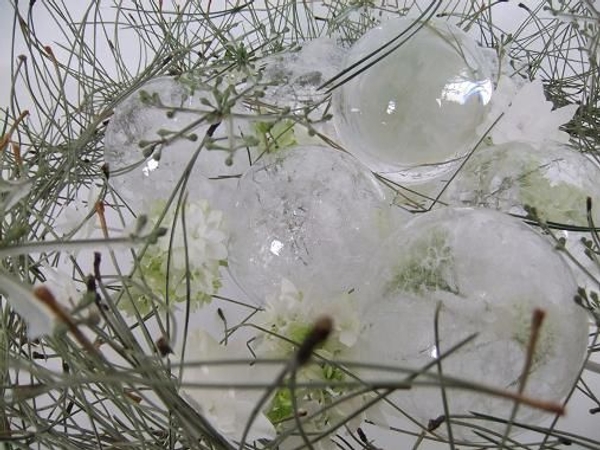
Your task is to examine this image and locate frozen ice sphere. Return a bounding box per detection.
[333,18,493,182]
[444,141,600,288]
[354,207,589,440]
[444,141,600,226]
[104,76,249,210]
[227,145,398,304]
[259,37,345,110]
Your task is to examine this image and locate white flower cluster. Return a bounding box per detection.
[480,75,578,147]
[252,279,379,448]
[257,279,360,355]
[178,279,380,449]
[124,198,227,315]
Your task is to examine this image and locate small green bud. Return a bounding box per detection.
[244,136,260,147]
[205,139,219,150]
[138,90,151,103]
[135,215,148,234]
[148,227,168,244]
[141,145,155,158]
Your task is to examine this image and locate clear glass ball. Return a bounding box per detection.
[355,207,588,439]
[333,18,493,182]
[227,145,397,304]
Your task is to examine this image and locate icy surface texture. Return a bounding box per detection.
[355,208,588,439]
[333,18,493,181]
[254,37,345,142]
[445,141,600,226]
[104,76,248,211]
[227,145,396,304]
[260,37,345,110]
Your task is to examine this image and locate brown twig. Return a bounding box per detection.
[95,201,108,237]
[0,110,29,153]
[499,308,547,449]
[33,286,102,360]
[295,316,333,366]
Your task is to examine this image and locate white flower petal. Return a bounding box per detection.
[0,272,54,339]
[39,264,81,308]
[548,104,579,130]
[483,77,577,147]
[54,184,101,239]
[230,399,277,443]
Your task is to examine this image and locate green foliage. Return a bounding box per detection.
[267,388,294,424]
[519,161,590,226]
[253,119,298,154]
[386,229,460,296]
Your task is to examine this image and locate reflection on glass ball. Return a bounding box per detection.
[104,76,248,209]
[333,18,493,181]
[355,208,588,439]
[227,145,396,304]
[444,141,600,226]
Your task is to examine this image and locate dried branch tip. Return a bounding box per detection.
[295,315,333,366]
[155,336,173,357]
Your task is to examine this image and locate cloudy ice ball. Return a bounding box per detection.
[104,76,249,209]
[260,37,345,110]
[444,141,600,288]
[227,145,395,304]
[355,208,588,439]
[444,141,600,226]
[333,18,493,181]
